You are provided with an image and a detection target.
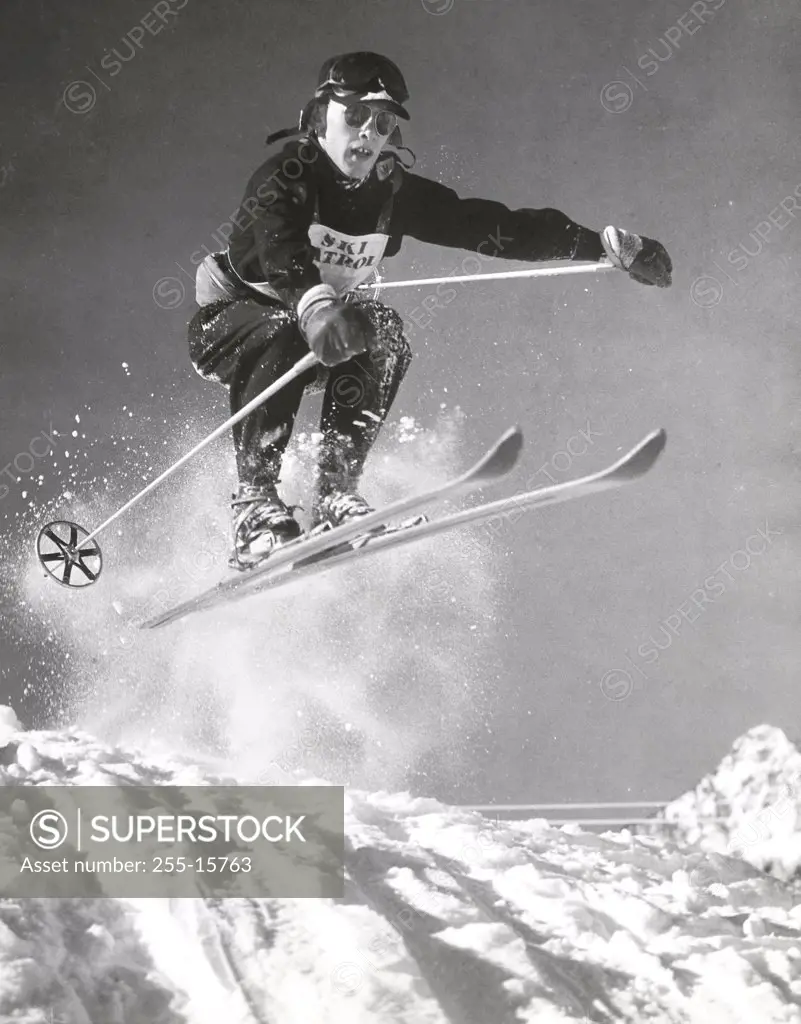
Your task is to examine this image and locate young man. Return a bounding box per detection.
[189,52,672,569]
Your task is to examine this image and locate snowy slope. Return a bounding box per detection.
[2,706,801,1024]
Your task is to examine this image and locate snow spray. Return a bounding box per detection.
[14,397,501,795]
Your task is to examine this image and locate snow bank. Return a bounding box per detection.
[652,724,801,883]
[1,710,801,1022]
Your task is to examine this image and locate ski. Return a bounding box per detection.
[140,426,524,629]
[140,427,665,630]
[176,425,667,613]
[260,425,666,598]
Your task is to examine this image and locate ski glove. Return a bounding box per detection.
[601,226,672,288]
[297,285,371,367]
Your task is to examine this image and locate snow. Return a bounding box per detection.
[650,725,801,882]
[1,715,801,1020]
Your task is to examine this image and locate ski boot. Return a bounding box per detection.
[312,490,374,533]
[312,490,426,548]
[229,483,302,570]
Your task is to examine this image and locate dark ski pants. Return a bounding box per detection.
[188,297,412,497]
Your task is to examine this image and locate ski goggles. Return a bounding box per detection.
[341,101,398,137]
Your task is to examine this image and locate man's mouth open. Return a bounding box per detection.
[348,144,375,161]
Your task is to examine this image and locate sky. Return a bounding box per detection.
[1,0,799,806]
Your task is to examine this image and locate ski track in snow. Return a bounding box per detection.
[2,709,801,1023]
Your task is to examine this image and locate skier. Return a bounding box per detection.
[189,52,672,569]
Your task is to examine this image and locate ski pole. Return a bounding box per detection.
[36,261,611,588]
[36,351,318,588]
[357,259,614,291]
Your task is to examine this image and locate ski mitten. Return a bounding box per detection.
[298,285,371,367]
[601,226,672,288]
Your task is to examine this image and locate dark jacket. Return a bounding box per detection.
[226,136,604,309]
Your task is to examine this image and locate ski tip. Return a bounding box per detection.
[467,426,523,482]
[614,427,667,480]
[488,426,524,476]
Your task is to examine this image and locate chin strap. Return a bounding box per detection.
[265,126,302,145]
[265,100,314,145]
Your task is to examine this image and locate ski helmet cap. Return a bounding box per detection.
[315,52,410,120]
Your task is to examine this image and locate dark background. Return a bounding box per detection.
[1,0,799,803]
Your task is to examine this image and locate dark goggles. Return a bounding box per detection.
[341,102,398,137]
[315,52,409,105]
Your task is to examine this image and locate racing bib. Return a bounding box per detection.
[308,224,388,296]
